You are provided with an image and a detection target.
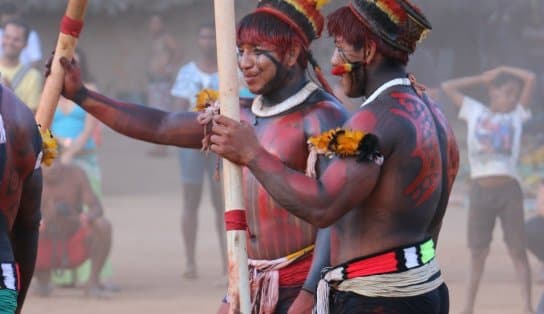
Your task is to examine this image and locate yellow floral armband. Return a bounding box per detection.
[305,128,383,177]
[305,128,384,177]
[194,89,219,112]
[39,127,58,166]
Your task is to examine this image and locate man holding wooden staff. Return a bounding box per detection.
[209,0,460,313]
[51,0,347,312]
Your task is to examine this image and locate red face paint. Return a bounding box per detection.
[331,63,353,76]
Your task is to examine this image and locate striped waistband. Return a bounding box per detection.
[314,239,441,314]
[325,238,436,281]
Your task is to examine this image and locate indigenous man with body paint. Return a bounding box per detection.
[52,0,348,312]
[209,0,460,313]
[0,85,43,313]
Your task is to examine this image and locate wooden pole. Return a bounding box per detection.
[213,1,251,313]
[35,0,88,130]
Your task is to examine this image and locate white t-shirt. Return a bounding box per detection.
[459,96,531,180]
[0,29,42,65]
[170,62,219,111]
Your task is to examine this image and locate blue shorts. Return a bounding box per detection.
[177,148,218,184]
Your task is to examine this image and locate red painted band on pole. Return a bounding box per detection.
[225,210,248,231]
[60,15,84,38]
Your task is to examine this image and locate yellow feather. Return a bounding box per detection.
[315,0,331,9]
[40,128,58,166]
[194,88,219,112]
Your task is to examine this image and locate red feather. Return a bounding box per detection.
[379,0,407,23]
[331,63,353,76]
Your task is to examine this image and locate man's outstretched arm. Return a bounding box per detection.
[58,57,204,149]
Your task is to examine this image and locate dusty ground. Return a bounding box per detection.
[23,129,543,314]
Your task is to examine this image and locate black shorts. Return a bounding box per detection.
[467,178,526,251]
[329,282,449,314]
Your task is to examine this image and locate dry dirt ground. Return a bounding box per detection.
[23,129,543,314]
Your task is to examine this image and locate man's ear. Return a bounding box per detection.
[286,45,301,67]
[363,40,377,65]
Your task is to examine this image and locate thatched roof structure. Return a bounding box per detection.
[4,0,212,15]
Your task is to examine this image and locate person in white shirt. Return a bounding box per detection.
[0,2,42,67]
[442,66,536,314]
[170,23,226,281]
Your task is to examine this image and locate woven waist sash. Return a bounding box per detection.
[314,238,443,314]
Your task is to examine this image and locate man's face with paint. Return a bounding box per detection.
[236,42,288,96]
[331,36,367,98]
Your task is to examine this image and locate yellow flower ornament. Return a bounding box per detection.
[194,89,219,112]
[305,128,383,177]
[39,127,58,166]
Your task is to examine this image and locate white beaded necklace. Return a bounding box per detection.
[251,82,319,118]
[361,78,411,107]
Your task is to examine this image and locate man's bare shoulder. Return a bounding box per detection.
[2,88,41,159]
[303,89,349,126]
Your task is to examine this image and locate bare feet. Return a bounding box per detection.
[34,282,53,297]
[99,282,121,293]
[183,264,198,280]
[84,284,114,299]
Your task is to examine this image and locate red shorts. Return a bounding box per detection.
[35,218,92,271]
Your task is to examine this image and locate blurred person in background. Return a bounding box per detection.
[0,19,42,113]
[52,49,101,194]
[35,159,112,298]
[146,13,180,157]
[442,66,536,314]
[0,2,42,68]
[49,48,113,290]
[169,23,226,280]
[526,181,544,314]
[481,1,528,70]
[0,85,43,314]
[522,4,544,113]
[49,0,349,310]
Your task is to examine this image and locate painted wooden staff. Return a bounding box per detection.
[213,0,251,313]
[35,0,88,130]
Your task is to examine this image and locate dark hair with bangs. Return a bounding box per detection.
[237,11,308,70]
[327,6,409,65]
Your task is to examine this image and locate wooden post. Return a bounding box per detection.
[35,0,88,130]
[213,1,251,313]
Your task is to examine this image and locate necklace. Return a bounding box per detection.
[361,78,411,107]
[251,82,319,118]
